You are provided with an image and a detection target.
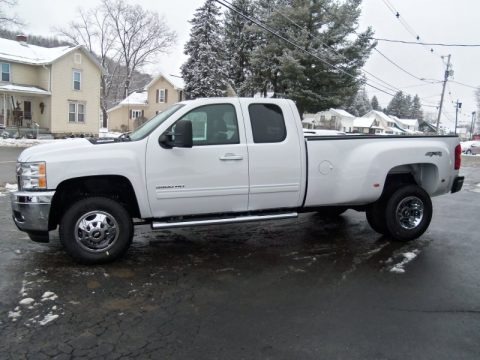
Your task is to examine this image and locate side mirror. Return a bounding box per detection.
[159,119,193,149]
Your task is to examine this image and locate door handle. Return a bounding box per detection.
[219,153,244,161]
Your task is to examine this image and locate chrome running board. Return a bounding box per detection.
[151,212,298,230]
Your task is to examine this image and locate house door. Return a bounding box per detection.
[24,101,32,122]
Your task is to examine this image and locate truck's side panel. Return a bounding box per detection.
[304,136,459,207]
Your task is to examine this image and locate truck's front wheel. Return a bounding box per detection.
[59,197,133,264]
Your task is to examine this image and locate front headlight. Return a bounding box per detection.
[17,161,47,190]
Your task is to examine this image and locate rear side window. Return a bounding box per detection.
[249,104,286,143]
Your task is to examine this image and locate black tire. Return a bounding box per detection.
[466,149,472,155]
[365,200,389,235]
[384,185,432,242]
[59,197,133,264]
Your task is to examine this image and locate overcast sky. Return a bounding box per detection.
[8,0,480,128]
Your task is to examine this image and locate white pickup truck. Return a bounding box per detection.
[11,98,464,264]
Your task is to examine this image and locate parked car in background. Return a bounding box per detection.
[462,141,480,155]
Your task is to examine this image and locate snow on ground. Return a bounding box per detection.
[99,128,122,138]
[471,184,480,193]
[8,269,62,326]
[0,183,18,197]
[386,250,420,274]
[0,138,56,148]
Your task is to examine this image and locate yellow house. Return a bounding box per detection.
[0,36,102,137]
[107,73,184,132]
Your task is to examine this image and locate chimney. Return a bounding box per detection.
[16,34,27,43]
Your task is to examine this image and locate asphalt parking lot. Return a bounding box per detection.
[0,150,479,359]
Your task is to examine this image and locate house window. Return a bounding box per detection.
[1,63,10,82]
[156,89,167,103]
[73,70,81,90]
[69,102,86,123]
[131,109,143,119]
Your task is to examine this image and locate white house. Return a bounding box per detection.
[303,108,355,132]
[391,116,419,132]
[361,110,406,134]
[352,117,377,134]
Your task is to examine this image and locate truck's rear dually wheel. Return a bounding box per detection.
[366,184,432,241]
[59,197,133,264]
[384,185,432,241]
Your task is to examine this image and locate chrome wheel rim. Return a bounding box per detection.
[396,196,424,230]
[75,210,119,252]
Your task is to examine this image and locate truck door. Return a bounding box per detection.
[145,102,249,218]
[240,100,304,210]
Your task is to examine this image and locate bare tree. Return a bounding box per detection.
[0,0,22,28]
[102,0,177,98]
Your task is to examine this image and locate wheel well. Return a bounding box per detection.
[48,175,140,230]
[384,163,438,196]
[380,172,417,200]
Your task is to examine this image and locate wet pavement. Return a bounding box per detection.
[0,147,23,186]
[0,153,479,359]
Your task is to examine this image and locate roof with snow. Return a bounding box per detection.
[119,91,148,106]
[0,83,51,95]
[353,117,375,128]
[146,72,184,90]
[363,110,394,123]
[107,90,148,113]
[0,37,102,69]
[331,109,355,118]
[396,118,418,128]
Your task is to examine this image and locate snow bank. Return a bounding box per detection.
[0,183,18,197]
[0,138,56,148]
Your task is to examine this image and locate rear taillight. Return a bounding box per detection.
[454,144,461,170]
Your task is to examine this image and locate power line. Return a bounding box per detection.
[373,38,480,47]
[217,0,446,113]
[266,5,403,94]
[314,0,443,87]
[379,0,443,61]
[381,0,419,40]
[372,48,440,83]
[214,0,397,97]
[450,80,479,90]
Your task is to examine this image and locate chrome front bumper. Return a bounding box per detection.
[11,191,55,233]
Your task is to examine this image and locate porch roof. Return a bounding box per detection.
[0,84,51,96]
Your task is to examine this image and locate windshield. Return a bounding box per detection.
[129,104,185,141]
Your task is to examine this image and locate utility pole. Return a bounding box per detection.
[436,54,452,134]
[471,111,477,140]
[454,99,462,135]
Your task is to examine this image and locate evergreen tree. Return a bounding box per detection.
[181,0,228,99]
[224,0,256,96]
[246,0,375,116]
[409,94,423,120]
[346,87,372,116]
[386,91,407,117]
[371,95,379,110]
[387,91,423,119]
